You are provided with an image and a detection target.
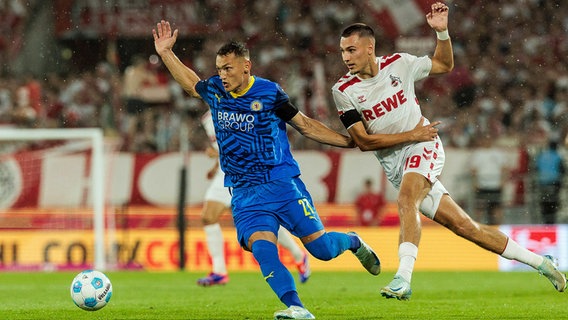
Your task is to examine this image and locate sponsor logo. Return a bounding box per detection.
[217,111,255,133]
[361,89,408,121]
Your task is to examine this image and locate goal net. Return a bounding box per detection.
[0,128,114,271]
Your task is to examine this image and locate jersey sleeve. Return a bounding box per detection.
[195,79,212,104]
[332,88,355,114]
[195,77,226,106]
[274,83,290,108]
[400,52,432,82]
[332,88,361,129]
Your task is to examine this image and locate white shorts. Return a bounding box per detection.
[204,168,232,206]
[419,180,448,219]
[377,137,448,219]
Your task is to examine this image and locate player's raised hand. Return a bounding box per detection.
[153,20,179,56]
[426,2,449,32]
[410,117,440,142]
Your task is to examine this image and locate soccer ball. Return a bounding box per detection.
[70,270,113,311]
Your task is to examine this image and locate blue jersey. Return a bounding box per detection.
[195,75,301,187]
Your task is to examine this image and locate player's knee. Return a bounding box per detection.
[397,195,419,215]
[201,215,217,225]
[304,234,335,261]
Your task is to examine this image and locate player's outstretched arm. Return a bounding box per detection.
[153,20,202,97]
[427,2,454,75]
[348,117,440,151]
[288,111,355,148]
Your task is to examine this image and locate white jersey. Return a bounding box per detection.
[201,110,218,151]
[332,53,447,219]
[201,111,231,206]
[332,52,431,137]
[332,53,434,169]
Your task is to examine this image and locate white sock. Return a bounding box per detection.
[396,242,418,283]
[501,238,544,269]
[204,223,227,274]
[277,227,304,262]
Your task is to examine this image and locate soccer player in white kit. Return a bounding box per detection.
[332,2,566,300]
[197,111,311,286]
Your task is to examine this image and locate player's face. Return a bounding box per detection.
[215,53,251,93]
[340,34,374,77]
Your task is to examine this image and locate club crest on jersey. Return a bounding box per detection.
[390,75,402,87]
[250,100,263,111]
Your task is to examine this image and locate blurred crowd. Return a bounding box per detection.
[0,0,567,156]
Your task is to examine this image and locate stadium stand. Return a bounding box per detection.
[0,0,566,223]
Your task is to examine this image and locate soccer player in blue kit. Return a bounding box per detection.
[153,20,381,319]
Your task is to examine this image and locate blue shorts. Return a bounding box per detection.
[231,176,324,249]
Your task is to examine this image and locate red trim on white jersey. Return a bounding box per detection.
[337,77,361,93]
[380,54,402,69]
[332,53,431,136]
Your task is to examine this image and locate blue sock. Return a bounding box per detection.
[304,232,352,260]
[349,234,361,252]
[281,291,303,308]
[251,240,300,306]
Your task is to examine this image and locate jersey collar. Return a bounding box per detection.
[229,76,255,98]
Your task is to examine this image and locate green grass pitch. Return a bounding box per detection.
[0,270,565,319]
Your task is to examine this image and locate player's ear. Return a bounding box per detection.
[244,60,251,74]
[368,37,376,55]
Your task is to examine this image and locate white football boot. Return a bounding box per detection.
[273,305,315,319]
[537,255,567,292]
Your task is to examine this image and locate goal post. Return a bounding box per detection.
[0,127,107,270]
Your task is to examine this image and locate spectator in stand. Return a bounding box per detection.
[535,140,565,224]
[2,1,568,162]
[11,85,36,127]
[355,178,386,227]
[470,135,509,225]
[63,71,101,128]
[121,54,158,151]
[94,61,119,135]
[43,88,65,128]
[510,139,530,207]
[0,77,17,124]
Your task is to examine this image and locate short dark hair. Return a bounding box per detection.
[341,23,375,39]
[217,41,250,59]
